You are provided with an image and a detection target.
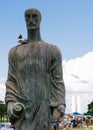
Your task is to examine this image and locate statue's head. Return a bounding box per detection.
[24,8,41,30]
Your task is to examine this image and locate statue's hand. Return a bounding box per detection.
[53,108,61,121]
[57,104,65,115]
[7,102,20,123]
[52,105,65,121]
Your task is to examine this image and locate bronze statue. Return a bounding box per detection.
[5,8,66,130]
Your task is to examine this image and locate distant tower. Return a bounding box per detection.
[72,94,81,113]
[72,95,76,112]
[77,95,81,112]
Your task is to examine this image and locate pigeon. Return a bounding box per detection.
[18,34,28,44]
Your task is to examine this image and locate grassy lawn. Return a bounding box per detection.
[59,127,93,130]
[69,127,93,130]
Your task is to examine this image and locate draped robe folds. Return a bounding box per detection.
[5,42,65,130]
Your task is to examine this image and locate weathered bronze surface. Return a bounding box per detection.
[5,8,66,130]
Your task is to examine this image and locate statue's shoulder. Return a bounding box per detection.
[8,45,18,59]
[44,42,62,55]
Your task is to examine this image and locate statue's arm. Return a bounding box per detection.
[5,47,18,103]
[50,46,66,120]
[5,47,20,122]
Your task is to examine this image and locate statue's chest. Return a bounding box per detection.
[17,44,42,61]
[16,44,49,72]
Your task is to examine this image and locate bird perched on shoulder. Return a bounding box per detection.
[18,34,28,44]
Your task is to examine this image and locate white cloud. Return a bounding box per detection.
[63,52,93,113]
[0,70,7,102]
[0,82,6,101]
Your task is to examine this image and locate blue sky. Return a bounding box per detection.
[0,0,93,70]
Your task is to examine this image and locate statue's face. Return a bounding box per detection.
[25,10,41,30]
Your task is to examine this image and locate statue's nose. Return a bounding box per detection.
[29,17,36,24]
[28,17,34,25]
[30,16,33,22]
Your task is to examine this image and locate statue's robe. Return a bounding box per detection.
[5,42,65,130]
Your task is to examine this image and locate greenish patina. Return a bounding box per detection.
[5,8,66,130]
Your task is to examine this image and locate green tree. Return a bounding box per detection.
[84,100,93,116]
[0,102,7,122]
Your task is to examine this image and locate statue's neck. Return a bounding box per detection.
[27,28,42,43]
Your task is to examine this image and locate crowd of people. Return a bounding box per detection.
[52,114,93,130]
